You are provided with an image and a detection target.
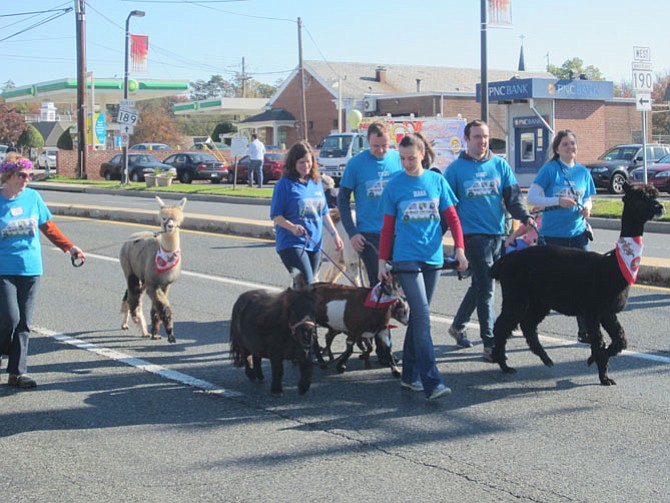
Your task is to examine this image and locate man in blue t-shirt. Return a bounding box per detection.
[336,121,403,286]
[445,120,534,361]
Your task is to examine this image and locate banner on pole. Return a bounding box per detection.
[130,34,149,74]
[488,0,512,29]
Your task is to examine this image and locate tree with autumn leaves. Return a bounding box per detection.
[129,98,186,148]
[0,102,27,146]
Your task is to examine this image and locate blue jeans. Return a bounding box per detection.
[278,247,321,285]
[249,160,263,187]
[452,234,503,346]
[0,275,40,375]
[395,261,444,396]
[545,232,590,335]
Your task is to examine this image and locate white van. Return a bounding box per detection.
[317,132,369,184]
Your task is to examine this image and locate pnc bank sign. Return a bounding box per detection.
[477,78,613,102]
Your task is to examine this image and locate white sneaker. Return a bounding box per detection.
[448,326,473,348]
[401,379,424,392]
[427,383,452,400]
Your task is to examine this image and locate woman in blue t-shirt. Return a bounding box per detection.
[1,155,86,388]
[270,141,343,284]
[378,133,468,400]
[527,129,596,343]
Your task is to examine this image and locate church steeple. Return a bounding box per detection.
[518,34,526,72]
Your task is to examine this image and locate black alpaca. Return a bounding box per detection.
[490,183,664,385]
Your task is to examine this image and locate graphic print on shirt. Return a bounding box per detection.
[399,195,440,223]
[464,176,500,198]
[1,216,37,239]
[299,197,324,219]
[365,170,394,199]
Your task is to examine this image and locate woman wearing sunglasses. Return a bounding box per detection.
[0,154,86,388]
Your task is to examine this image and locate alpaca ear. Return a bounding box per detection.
[290,268,306,289]
[178,197,187,210]
[156,196,165,208]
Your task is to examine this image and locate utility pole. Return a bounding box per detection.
[241,57,246,98]
[297,17,308,142]
[480,0,488,123]
[75,0,87,178]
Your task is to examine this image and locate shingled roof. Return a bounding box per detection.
[302,60,553,98]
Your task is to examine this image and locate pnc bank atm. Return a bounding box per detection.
[513,116,550,175]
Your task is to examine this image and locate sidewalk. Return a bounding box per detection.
[34,181,670,287]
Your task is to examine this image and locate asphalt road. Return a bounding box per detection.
[2,216,669,502]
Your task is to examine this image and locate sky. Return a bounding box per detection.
[1,0,668,94]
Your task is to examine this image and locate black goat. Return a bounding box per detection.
[490,183,664,385]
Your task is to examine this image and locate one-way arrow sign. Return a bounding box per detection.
[636,92,652,112]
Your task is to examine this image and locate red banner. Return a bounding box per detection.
[488,0,512,28]
[130,34,148,74]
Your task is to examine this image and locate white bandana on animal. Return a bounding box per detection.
[615,237,643,285]
[364,282,398,309]
[155,246,181,273]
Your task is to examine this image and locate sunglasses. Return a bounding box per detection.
[15,172,34,181]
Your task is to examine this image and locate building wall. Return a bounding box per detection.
[555,100,606,163]
[272,73,338,147]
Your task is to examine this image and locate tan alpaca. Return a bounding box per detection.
[120,196,186,343]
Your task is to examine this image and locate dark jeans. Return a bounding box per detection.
[544,232,590,335]
[278,247,321,285]
[0,275,40,375]
[360,232,380,287]
[452,234,503,345]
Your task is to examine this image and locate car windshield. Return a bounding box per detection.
[656,153,670,164]
[599,146,639,161]
[266,153,284,161]
[131,155,159,164]
[320,135,353,157]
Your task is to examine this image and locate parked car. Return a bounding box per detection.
[586,143,670,194]
[228,153,285,184]
[99,153,176,182]
[0,144,8,161]
[191,141,230,151]
[37,148,58,170]
[630,153,670,192]
[129,143,172,151]
[162,152,229,184]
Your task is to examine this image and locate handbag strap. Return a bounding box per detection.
[555,159,589,227]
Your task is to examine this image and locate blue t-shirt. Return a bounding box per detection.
[340,149,403,233]
[445,154,518,235]
[381,170,458,265]
[0,187,52,276]
[270,177,328,252]
[533,160,596,238]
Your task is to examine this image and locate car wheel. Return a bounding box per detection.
[608,173,626,194]
[211,178,221,184]
[131,171,141,182]
[181,171,193,184]
[104,172,112,181]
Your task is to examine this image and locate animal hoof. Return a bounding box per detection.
[151,334,161,340]
[336,364,346,374]
[501,366,517,374]
[167,335,176,344]
[121,325,129,331]
[542,357,554,368]
[298,383,311,395]
[601,378,617,386]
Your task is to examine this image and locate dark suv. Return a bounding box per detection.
[586,143,670,194]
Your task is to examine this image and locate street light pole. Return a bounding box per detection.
[122,10,145,184]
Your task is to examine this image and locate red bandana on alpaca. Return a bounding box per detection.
[155,245,181,273]
[615,237,643,285]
